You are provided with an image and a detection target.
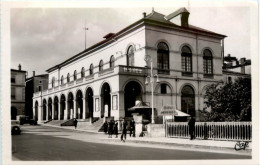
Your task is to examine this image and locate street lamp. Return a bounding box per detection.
[144,55,159,124]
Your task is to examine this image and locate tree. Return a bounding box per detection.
[200,77,251,121]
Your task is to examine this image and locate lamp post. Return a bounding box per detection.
[144,55,159,124]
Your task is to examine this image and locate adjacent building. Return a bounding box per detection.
[11,64,26,120]
[32,8,249,123]
[25,72,49,119]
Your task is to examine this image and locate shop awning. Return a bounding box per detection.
[159,105,190,117]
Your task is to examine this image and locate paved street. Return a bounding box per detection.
[12,125,251,160]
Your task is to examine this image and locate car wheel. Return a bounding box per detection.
[12,126,20,135]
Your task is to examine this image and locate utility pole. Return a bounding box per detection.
[83,20,88,50]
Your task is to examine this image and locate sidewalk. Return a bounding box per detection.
[41,123,252,153]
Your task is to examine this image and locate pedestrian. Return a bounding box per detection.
[114,120,118,138]
[103,121,108,134]
[109,120,114,138]
[74,118,78,129]
[188,116,196,140]
[121,118,128,142]
[130,119,136,137]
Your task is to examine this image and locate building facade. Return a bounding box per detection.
[33,8,227,123]
[25,73,49,119]
[11,65,26,120]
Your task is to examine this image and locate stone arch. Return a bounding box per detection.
[124,80,143,117]
[121,79,145,94]
[76,89,83,119]
[155,81,173,94]
[99,81,113,95]
[201,47,215,57]
[48,97,53,120]
[60,94,66,120]
[85,87,94,119]
[67,92,74,119]
[54,96,59,120]
[100,82,112,118]
[155,39,172,50]
[179,83,197,94]
[35,101,39,121]
[42,99,47,120]
[179,43,194,53]
[181,85,195,117]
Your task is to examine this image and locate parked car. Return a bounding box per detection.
[19,116,37,125]
[11,120,21,135]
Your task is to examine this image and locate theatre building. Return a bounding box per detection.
[32,8,227,124]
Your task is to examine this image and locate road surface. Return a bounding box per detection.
[12,125,251,160]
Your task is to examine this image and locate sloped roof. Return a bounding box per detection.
[46,8,226,73]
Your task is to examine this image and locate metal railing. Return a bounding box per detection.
[166,122,252,141]
[119,65,146,75]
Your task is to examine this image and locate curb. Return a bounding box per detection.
[38,124,252,154]
[102,138,252,154]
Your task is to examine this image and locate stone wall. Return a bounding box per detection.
[147,124,166,137]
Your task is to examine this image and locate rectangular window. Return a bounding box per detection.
[11,87,15,99]
[112,95,118,110]
[95,98,99,111]
[161,84,167,94]
[204,59,213,74]
[11,77,16,83]
[38,86,42,92]
[182,56,192,72]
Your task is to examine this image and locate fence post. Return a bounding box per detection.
[204,122,208,140]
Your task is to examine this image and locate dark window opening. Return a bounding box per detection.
[161,84,167,94]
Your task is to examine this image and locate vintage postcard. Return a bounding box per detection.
[1,0,259,165]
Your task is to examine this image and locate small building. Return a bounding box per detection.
[223,54,251,83]
[11,64,26,120]
[25,72,49,119]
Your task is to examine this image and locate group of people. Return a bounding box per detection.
[103,120,119,138]
[103,118,135,142]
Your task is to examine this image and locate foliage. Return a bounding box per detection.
[200,77,251,121]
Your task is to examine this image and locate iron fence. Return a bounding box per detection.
[166,122,252,141]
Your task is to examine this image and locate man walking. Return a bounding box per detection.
[74,118,78,129]
[114,120,118,138]
[188,116,196,140]
[130,119,136,137]
[121,118,127,142]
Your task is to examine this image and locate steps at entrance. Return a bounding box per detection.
[47,120,67,126]
[81,118,104,132]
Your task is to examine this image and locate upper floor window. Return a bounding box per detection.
[157,42,169,74]
[127,45,134,66]
[11,87,15,99]
[38,86,42,92]
[52,77,55,88]
[99,60,103,72]
[161,83,167,94]
[81,67,85,78]
[110,55,115,68]
[74,70,77,80]
[67,73,70,83]
[61,75,64,85]
[181,46,192,73]
[203,49,213,75]
[89,64,94,75]
[11,77,16,83]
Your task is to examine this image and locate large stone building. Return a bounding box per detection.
[25,72,49,119]
[11,64,26,120]
[33,8,229,123]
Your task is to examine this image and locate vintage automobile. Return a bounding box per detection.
[18,115,37,125]
[11,120,21,135]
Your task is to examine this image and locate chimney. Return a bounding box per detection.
[239,58,246,65]
[143,12,146,18]
[33,71,35,77]
[18,64,21,70]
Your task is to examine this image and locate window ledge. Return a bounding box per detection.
[182,72,193,77]
[203,74,214,79]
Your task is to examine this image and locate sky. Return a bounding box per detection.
[10,4,251,77]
